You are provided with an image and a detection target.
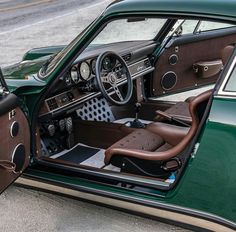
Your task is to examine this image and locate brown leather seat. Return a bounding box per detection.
[155,44,234,124]
[105,90,212,169]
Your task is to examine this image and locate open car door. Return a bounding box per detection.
[0,69,30,193]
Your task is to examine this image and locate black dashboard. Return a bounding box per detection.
[39,40,157,119]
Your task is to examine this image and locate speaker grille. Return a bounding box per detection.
[161,71,177,90]
[169,54,178,65]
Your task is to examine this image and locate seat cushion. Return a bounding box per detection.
[106,128,165,152]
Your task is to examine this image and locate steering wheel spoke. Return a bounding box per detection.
[112,85,124,101]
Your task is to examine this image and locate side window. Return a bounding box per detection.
[225,65,236,92]
[197,21,234,32]
[171,20,235,37]
[181,20,199,34]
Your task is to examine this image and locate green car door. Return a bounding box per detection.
[0,69,30,193]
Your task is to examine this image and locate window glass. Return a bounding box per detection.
[41,18,167,77]
[198,21,234,32]
[91,18,167,45]
[181,20,199,34]
[225,66,236,92]
[169,20,235,37]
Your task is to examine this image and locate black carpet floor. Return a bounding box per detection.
[56,145,100,164]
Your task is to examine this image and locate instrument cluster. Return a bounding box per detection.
[65,55,118,86]
[66,59,96,86]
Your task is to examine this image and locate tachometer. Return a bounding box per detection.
[102,56,116,71]
[79,61,91,81]
[70,65,79,83]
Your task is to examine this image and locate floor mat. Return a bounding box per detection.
[54,144,100,165]
[50,143,120,171]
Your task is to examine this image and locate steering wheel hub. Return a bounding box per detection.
[108,72,117,84]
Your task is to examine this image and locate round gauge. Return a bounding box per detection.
[102,56,116,71]
[79,61,91,81]
[91,59,97,74]
[70,66,79,83]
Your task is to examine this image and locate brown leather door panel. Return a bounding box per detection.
[0,94,30,193]
[151,31,236,96]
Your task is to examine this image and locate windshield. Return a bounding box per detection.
[91,18,166,45]
[40,17,167,78]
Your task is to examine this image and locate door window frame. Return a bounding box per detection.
[218,50,236,96]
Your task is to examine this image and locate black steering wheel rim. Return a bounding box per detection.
[95,51,133,105]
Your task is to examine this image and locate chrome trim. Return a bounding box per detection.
[131,67,155,80]
[11,144,23,162]
[10,121,18,138]
[11,143,23,174]
[127,58,152,77]
[15,177,236,232]
[218,56,236,96]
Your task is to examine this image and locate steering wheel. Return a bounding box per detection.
[95,51,133,105]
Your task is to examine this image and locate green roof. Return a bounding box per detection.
[105,0,236,20]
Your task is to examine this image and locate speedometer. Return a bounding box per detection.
[79,61,91,81]
[70,66,79,83]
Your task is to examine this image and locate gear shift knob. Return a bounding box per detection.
[130,102,145,128]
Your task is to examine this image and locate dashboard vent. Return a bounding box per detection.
[144,59,151,68]
[122,53,131,62]
[47,98,58,111]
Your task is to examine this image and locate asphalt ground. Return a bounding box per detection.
[0,1,191,231]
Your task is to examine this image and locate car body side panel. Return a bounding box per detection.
[107,0,236,20]
[22,45,65,61]
[168,96,236,222]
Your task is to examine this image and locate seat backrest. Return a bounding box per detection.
[186,89,212,145]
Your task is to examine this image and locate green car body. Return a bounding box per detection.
[0,0,236,231]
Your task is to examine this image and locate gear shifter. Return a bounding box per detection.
[130,103,145,128]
